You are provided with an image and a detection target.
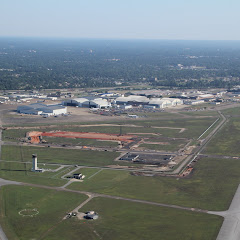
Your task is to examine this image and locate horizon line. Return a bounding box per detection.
[1,36,240,42]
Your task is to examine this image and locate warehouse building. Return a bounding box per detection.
[147,98,183,108]
[161,98,183,106]
[115,96,149,106]
[148,98,169,108]
[17,103,67,116]
[62,98,110,109]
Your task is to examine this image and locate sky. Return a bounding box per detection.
[0,0,239,40]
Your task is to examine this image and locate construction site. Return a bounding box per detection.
[26,130,136,144]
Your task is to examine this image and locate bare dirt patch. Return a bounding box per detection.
[27,131,136,143]
[143,141,169,145]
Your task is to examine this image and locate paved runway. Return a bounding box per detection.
[209,184,240,240]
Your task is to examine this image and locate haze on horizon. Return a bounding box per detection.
[0,0,239,41]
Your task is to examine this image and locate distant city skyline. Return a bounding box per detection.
[1,0,240,40]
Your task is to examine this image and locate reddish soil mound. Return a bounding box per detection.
[27,131,42,144]
[28,131,135,143]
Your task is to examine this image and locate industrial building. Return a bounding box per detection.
[148,98,169,108]
[184,100,205,105]
[62,97,110,109]
[17,103,67,116]
[148,98,183,108]
[115,95,149,106]
[72,173,85,180]
[115,95,183,108]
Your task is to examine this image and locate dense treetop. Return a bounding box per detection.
[0,38,240,90]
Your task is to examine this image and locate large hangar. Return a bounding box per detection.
[115,96,149,106]
[148,98,169,108]
[148,98,183,108]
[62,98,110,109]
[17,103,67,116]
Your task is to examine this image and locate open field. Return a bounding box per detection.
[204,118,240,156]
[43,137,119,148]
[46,197,222,240]
[179,110,219,117]
[1,145,120,167]
[221,106,240,116]
[3,117,216,139]
[0,185,87,240]
[140,138,188,151]
[68,157,240,211]
[0,162,66,186]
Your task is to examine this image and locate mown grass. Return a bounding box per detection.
[0,185,87,240]
[141,138,188,152]
[45,197,222,240]
[179,110,219,117]
[43,137,119,147]
[0,162,66,186]
[1,145,120,167]
[204,118,240,156]
[222,106,240,116]
[68,157,240,211]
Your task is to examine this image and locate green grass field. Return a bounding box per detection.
[179,110,219,117]
[204,118,240,156]
[68,157,240,211]
[0,162,66,186]
[222,106,240,116]
[141,138,188,151]
[1,145,120,167]
[0,185,87,240]
[43,136,119,147]
[45,197,222,240]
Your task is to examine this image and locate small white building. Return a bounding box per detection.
[128,114,139,119]
[144,105,156,109]
[119,105,133,110]
[184,100,205,105]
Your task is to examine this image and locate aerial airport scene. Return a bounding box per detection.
[1,1,240,239]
